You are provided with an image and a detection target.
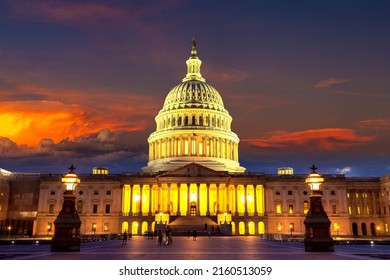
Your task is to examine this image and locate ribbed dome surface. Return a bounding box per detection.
[161,80,226,113]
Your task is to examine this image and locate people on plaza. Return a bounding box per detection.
[122,230,128,245]
[193,230,197,241]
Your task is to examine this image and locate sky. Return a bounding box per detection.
[0,0,389,176]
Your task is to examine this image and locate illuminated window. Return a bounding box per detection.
[104,223,109,232]
[303,201,309,214]
[357,206,361,215]
[347,193,350,198]
[289,223,294,233]
[277,222,282,232]
[288,204,294,214]
[48,204,54,214]
[92,223,97,232]
[276,203,282,214]
[348,206,352,215]
[356,193,359,198]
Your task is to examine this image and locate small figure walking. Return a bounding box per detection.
[192,230,197,241]
[122,230,128,245]
[208,230,211,238]
[158,230,163,246]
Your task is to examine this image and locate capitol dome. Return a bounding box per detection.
[142,40,245,173]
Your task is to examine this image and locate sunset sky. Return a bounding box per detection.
[1,0,389,176]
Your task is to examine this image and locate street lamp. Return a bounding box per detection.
[303,165,334,252]
[289,224,293,235]
[51,165,82,252]
[7,226,11,239]
[47,224,51,237]
[377,226,381,237]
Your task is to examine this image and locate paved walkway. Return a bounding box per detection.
[1,236,390,260]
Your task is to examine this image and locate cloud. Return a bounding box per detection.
[313,77,354,89]
[242,128,374,151]
[357,118,390,130]
[0,98,156,146]
[336,167,352,174]
[0,128,149,173]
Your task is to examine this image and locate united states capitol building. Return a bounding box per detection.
[1,41,390,238]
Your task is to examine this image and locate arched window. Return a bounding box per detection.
[192,115,196,125]
[178,116,182,126]
[303,201,309,214]
[184,116,189,126]
[77,200,83,214]
[199,116,204,126]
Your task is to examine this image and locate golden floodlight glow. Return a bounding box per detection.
[305,173,324,191]
[61,172,80,191]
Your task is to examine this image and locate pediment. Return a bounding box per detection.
[157,163,230,178]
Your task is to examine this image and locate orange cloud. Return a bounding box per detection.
[313,77,353,88]
[242,128,374,151]
[357,118,390,130]
[0,98,155,147]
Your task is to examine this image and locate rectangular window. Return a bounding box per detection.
[276,203,282,214]
[332,204,337,214]
[289,223,294,233]
[49,204,54,214]
[288,191,292,195]
[105,204,111,214]
[94,190,99,195]
[93,204,98,214]
[50,190,55,195]
[106,190,111,195]
[275,191,280,195]
[331,191,336,195]
[288,204,293,214]
[104,223,109,232]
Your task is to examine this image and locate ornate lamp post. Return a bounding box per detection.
[303,165,334,252]
[51,165,82,252]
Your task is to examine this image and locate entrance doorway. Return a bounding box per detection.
[190,203,197,216]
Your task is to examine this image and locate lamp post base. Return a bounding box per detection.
[304,237,334,252]
[51,236,81,252]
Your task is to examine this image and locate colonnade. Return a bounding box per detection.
[121,183,264,218]
[149,136,239,161]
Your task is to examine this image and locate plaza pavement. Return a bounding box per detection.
[1,236,390,260]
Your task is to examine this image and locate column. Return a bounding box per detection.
[196,183,200,215]
[206,184,210,216]
[217,184,220,214]
[158,184,161,212]
[177,183,181,216]
[234,185,238,216]
[254,185,258,216]
[167,184,171,213]
[148,185,153,216]
[129,185,133,215]
[187,184,191,216]
[244,185,248,216]
[139,185,143,216]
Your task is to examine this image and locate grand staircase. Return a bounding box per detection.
[167,216,221,236]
